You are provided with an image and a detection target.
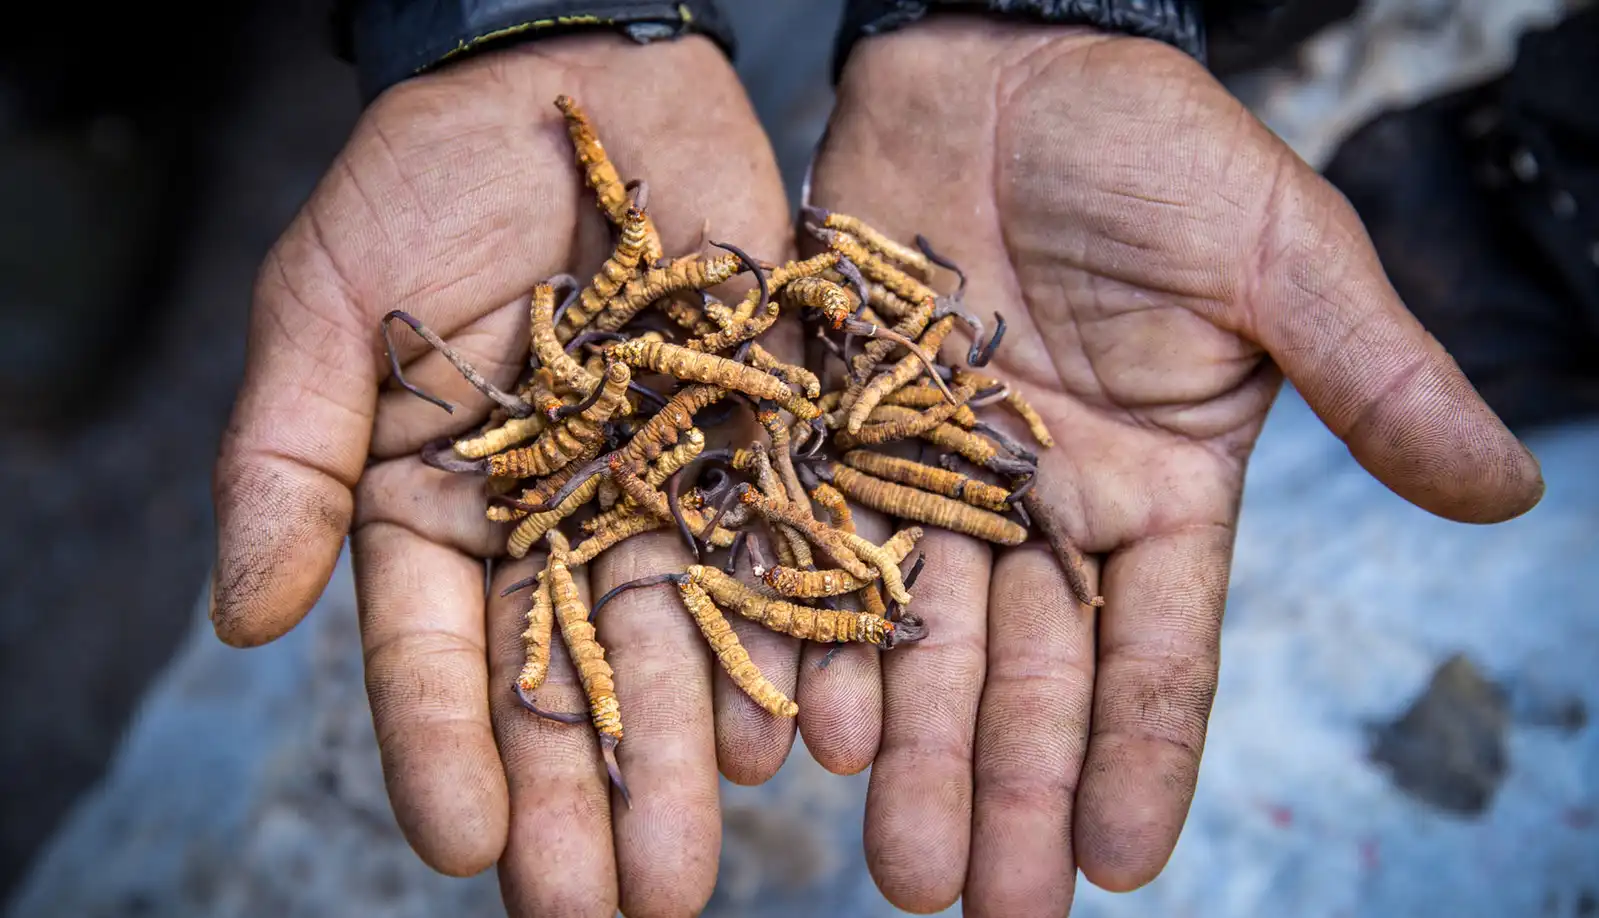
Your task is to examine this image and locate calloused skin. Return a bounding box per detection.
[208,21,1543,918]
[807,20,1544,917]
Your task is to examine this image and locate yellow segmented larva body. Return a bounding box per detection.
[644,428,706,488]
[738,487,876,581]
[808,482,891,619]
[676,580,798,718]
[608,456,739,548]
[825,230,937,304]
[504,470,603,559]
[618,384,726,465]
[847,315,958,434]
[848,379,977,446]
[525,368,566,419]
[660,293,720,337]
[783,276,855,328]
[759,527,921,598]
[452,414,546,459]
[848,295,936,387]
[594,253,743,333]
[815,212,934,279]
[757,409,809,509]
[554,95,662,264]
[727,250,841,324]
[690,566,895,645]
[955,370,1057,449]
[531,282,600,393]
[1004,389,1055,448]
[828,463,1027,546]
[488,362,631,478]
[546,531,622,741]
[746,346,822,399]
[558,206,652,340]
[611,339,819,420]
[687,298,779,354]
[837,405,1002,466]
[864,280,920,319]
[569,512,665,566]
[842,449,1010,513]
[516,572,555,693]
[883,382,981,427]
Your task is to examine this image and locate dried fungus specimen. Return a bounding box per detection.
[376,93,1103,801]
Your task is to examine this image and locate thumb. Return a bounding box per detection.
[210,222,378,648]
[1243,166,1543,524]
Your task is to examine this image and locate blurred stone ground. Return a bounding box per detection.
[3,0,1596,915]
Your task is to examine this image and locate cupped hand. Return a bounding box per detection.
[209,34,835,917]
[811,20,1545,916]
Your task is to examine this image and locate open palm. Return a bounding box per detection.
[811,20,1544,916]
[209,34,818,918]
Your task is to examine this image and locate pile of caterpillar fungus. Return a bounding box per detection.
[379,94,1101,803]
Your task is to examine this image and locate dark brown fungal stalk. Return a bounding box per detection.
[1021,490,1104,609]
[382,310,533,417]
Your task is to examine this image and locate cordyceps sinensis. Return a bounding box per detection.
[530,280,600,397]
[588,568,799,718]
[841,449,1012,513]
[593,249,746,333]
[735,483,915,607]
[557,203,652,341]
[823,461,1028,546]
[610,338,821,421]
[845,314,960,435]
[379,93,1105,802]
[788,275,955,408]
[487,361,632,479]
[801,207,934,281]
[553,94,662,265]
[498,532,630,804]
[757,527,923,599]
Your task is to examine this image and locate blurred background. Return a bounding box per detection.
[2,0,1596,915]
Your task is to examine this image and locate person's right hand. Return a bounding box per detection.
[209,34,824,917]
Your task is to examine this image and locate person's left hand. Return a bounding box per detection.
[807,19,1545,915]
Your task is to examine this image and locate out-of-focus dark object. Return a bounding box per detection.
[1205,0,1361,75]
[1368,654,1510,817]
[1324,6,1599,433]
[0,4,257,430]
[832,0,1359,79]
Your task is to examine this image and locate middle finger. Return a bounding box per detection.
[863,528,992,913]
[591,530,721,917]
[489,554,618,916]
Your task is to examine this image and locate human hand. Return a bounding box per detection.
[209,34,814,917]
[809,19,1544,915]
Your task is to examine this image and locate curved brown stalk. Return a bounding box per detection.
[382,310,533,417]
[514,684,589,724]
[421,436,487,474]
[914,234,967,297]
[841,317,958,405]
[590,572,681,621]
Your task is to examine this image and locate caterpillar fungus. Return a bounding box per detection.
[378,92,1102,805]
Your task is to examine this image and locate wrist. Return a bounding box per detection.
[335,0,736,104]
[833,0,1205,80]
